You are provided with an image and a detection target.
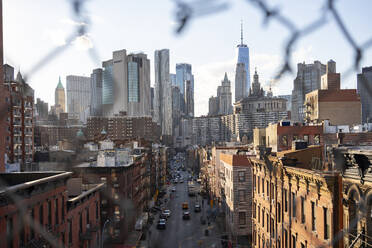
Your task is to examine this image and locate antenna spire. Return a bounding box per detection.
[240,20,243,45]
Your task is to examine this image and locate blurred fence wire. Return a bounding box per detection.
[2,0,372,247]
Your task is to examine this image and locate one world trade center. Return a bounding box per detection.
[235,21,250,102]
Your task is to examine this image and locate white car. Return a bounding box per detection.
[172,187,176,192]
[163,209,171,218]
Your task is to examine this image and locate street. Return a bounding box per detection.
[143,170,222,248]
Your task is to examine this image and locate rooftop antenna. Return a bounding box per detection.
[240,19,244,45]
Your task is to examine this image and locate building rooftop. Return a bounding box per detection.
[0,171,72,194]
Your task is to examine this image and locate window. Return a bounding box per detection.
[79,213,83,234]
[314,134,320,145]
[281,135,288,146]
[238,190,246,202]
[96,202,99,220]
[6,216,13,247]
[271,183,274,199]
[303,135,309,142]
[292,235,296,248]
[311,201,316,231]
[266,214,269,232]
[301,197,305,223]
[62,196,65,220]
[277,203,281,223]
[253,175,256,190]
[55,198,59,225]
[30,208,35,239]
[262,209,264,227]
[292,192,296,218]
[257,176,260,193]
[301,243,305,248]
[258,206,260,223]
[238,171,245,182]
[68,220,72,244]
[39,204,44,225]
[262,178,265,195]
[284,229,288,248]
[239,212,246,225]
[48,201,52,225]
[86,208,90,225]
[284,189,288,212]
[271,217,275,237]
[324,207,329,240]
[253,203,256,219]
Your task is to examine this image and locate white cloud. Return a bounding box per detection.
[72,34,93,51]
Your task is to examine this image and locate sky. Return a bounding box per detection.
[3,0,372,117]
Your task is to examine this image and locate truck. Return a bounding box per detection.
[187,181,197,196]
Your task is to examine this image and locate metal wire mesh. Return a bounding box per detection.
[2,0,372,247]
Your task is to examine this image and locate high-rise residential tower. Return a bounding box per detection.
[291,60,326,122]
[235,21,250,101]
[154,49,172,136]
[103,50,151,117]
[102,59,114,115]
[175,63,194,117]
[126,53,151,116]
[66,75,91,122]
[90,68,103,116]
[357,66,372,123]
[54,76,66,116]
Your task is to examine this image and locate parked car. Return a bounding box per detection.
[183,211,191,220]
[171,187,176,192]
[194,203,201,212]
[163,209,171,218]
[157,219,166,229]
[159,213,167,220]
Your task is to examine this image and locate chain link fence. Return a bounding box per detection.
[2,0,372,247]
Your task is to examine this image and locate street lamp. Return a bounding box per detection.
[101,219,110,248]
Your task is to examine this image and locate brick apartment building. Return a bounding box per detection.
[250,144,343,248]
[3,65,34,166]
[0,171,104,248]
[86,115,161,142]
[0,0,5,172]
[219,151,253,246]
[34,124,84,147]
[73,153,147,245]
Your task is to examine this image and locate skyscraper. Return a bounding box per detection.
[170,73,177,87]
[217,73,233,115]
[185,80,194,117]
[66,75,91,123]
[291,60,326,122]
[126,53,151,117]
[104,50,151,117]
[102,59,114,115]
[154,49,172,136]
[55,76,66,116]
[357,66,372,123]
[235,21,250,101]
[90,68,103,116]
[175,63,194,117]
[235,63,247,102]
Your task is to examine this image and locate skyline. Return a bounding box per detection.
[3,0,372,116]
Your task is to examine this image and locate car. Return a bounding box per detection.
[159,213,167,219]
[172,187,176,192]
[174,179,178,183]
[163,209,171,218]
[194,203,201,212]
[183,211,190,220]
[179,180,184,183]
[157,219,166,229]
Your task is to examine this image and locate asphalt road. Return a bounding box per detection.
[147,170,219,248]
